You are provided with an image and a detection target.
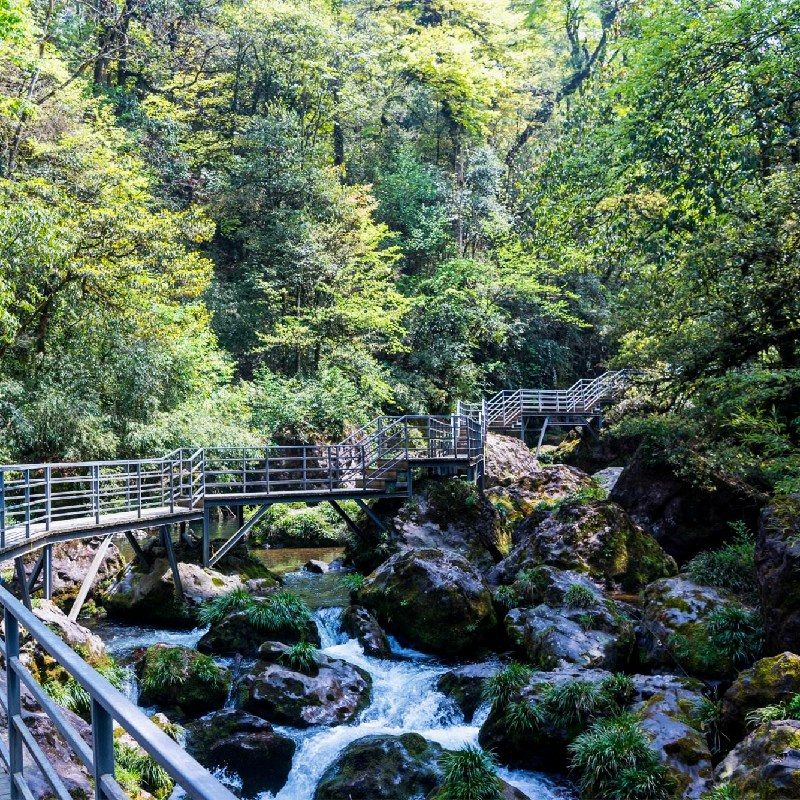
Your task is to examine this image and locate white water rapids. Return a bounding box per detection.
[93,604,575,800]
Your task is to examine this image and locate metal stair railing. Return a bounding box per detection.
[0,584,237,800]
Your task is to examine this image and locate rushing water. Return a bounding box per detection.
[91,564,576,800]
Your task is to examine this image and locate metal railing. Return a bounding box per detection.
[0,584,237,800]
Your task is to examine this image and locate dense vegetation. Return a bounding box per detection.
[0,0,797,494]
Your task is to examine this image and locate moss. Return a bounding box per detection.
[665,734,706,765]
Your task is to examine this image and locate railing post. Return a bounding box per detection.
[0,470,5,549]
[328,446,333,492]
[403,418,409,463]
[24,469,30,539]
[92,698,115,800]
[265,447,271,494]
[136,462,142,518]
[169,458,175,513]
[45,465,52,531]
[160,461,166,507]
[93,465,101,524]
[302,448,308,491]
[5,607,22,798]
[361,445,367,488]
[243,451,248,494]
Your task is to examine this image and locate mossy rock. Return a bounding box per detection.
[721,652,800,743]
[359,547,497,657]
[314,734,443,800]
[136,644,230,715]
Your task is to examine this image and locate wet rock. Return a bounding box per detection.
[186,709,295,797]
[610,450,760,563]
[340,605,391,658]
[639,576,740,678]
[136,644,230,715]
[104,559,243,626]
[721,652,800,745]
[491,500,675,592]
[31,600,107,661]
[313,733,443,800]
[715,719,800,797]
[631,674,714,799]
[437,663,496,722]
[359,547,497,657]
[504,599,635,671]
[756,495,800,655]
[478,667,612,770]
[197,608,321,656]
[241,645,371,727]
[305,559,329,574]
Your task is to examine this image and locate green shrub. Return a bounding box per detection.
[437,746,503,800]
[701,785,740,800]
[540,680,607,728]
[745,693,800,728]
[43,657,125,719]
[197,587,252,625]
[279,642,319,674]
[481,662,531,709]
[244,590,311,636]
[685,525,757,601]
[504,699,544,734]
[513,567,549,604]
[569,714,673,800]
[600,674,636,711]
[426,478,480,526]
[340,572,366,593]
[705,604,763,670]
[693,695,724,754]
[565,584,596,609]
[493,584,519,610]
[141,648,186,692]
[114,741,174,799]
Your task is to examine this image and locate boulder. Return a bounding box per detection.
[721,652,800,745]
[136,644,230,715]
[478,667,612,770]
[639,576,739,677]
[313,733,443,800]
[32,600,106,661]
[340,605,391,658]
[197,609,320,656]
[241,646,371,727]
[305,559,329,574]
[631,674,714,799]
[437,663,497,722]
[756,495,800,654]
[504,600,634,671]
[104,559,243,626]
[610,450,760,563]
[483,433,541,487]
[186,709,295,797]
[491,500,675,592]
[359,547,497,657]
[715,720,800,797]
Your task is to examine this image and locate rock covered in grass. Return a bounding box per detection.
[715,719,800,797]
[492,499,676,592]
[340,605,391,658]
[720,652,800,744]
[197,589,321,655]
[358,547,497,657]
[104,559,244,626]
[631,674,714,799]
[186,709,295,797]
[136,644,230,715]
[313,733,443,800]
[756,495,800,655]
[241,644,371,727]
[639,576,763,679]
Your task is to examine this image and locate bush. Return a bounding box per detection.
[493,584,520,610]
[569,714,674,800]
[564,584,597,609]
[481,662,531,709]
[540,680,608,729]
[114,741,174,799]
[705,604,763,670]
[513,567,549,604]
[43,656,125,719]
[340,572,366,594]
[279,642,319,674]
[198,588,312,638]
[437,746,503,800]
[426,478,480,526]
[197,587,252,625]
[250,502,350,546]
[685,524,757,601]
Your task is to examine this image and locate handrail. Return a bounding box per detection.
[0,585,238,800]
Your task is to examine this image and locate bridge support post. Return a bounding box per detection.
[328,501,363,538]
[125,531,151,570]
[14,557,30,611]
[202,506,211,568]
[42,545,52,600]
[535,416,550,459]
[161,525,184,602]
[68,535,113,621]
[355,499,387,533]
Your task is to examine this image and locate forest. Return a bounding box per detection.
[0,0,798,498]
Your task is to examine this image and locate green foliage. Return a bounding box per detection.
[340,573,366,594]
[43,657,125,719]
[279,642,319,674]
[744,693,800,728]
[114,741,175,799]
[701,786,740,800]
[685,526,757,602]
[693,696,724,754]
[250,501,350,546]
[141,648,186,692]
[569,714,674,800]
[513,568,550,605]
[425,478,480,526]
[481,662,531,709]
[493,585,520,611]
[437,746,503,800]
[564,584,597,610]
[197,587,252,626]
[539,680,607,729]
[244,591,312,636]
[705,605,764,671]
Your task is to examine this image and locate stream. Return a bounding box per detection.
[90,553,576,800]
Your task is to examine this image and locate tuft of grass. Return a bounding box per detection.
[492,585,519,610]
[540,680,607,729]
[437,746,503,800]
[705,604,763,670]
[745,692,800,728]
[115,741,174,799]
[693,695,724,754]
[514,567,549,604]
[42,657,125,719]
[244,590,311,635]
[686,525,757,602]
[189,653,225,688]
[504,699,544,734]
[481,662,531,709]
[197,587,252,625]
[141,648,186,692]
[600,673,636,711]
[340,572,366,593]
[569,714,673,800]
[564,584,596,609]
[279,641,319,674]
